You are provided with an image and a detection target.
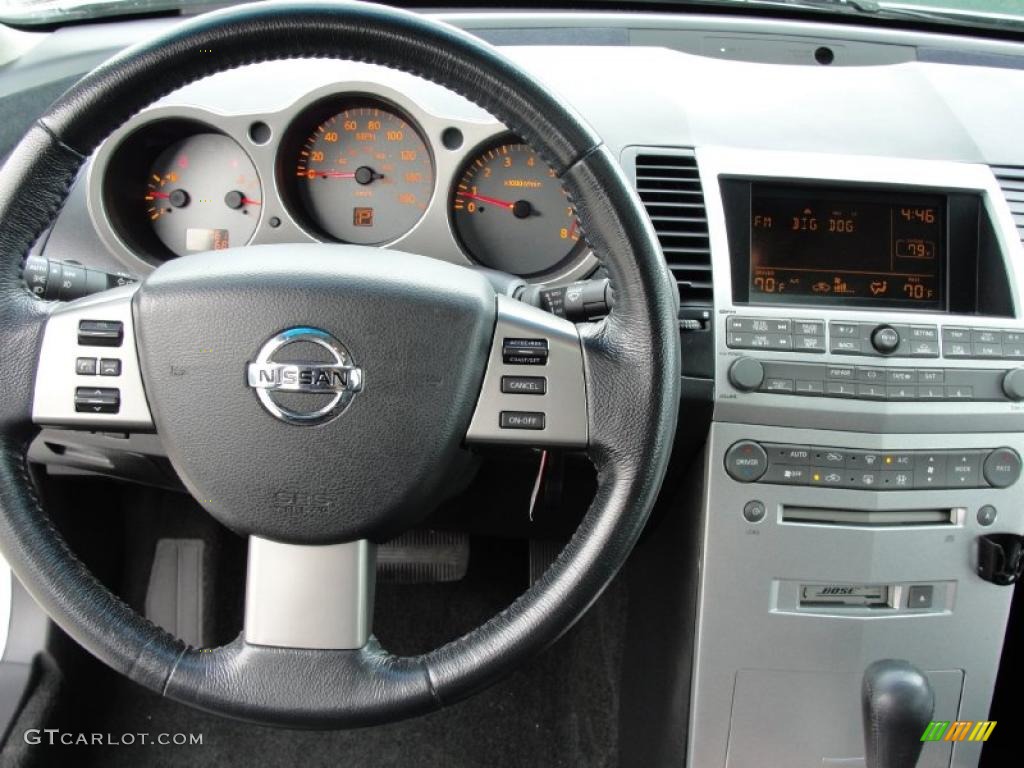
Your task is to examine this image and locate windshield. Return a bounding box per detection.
[0,0,1022,31]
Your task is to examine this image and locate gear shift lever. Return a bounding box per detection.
[861,659,935,768]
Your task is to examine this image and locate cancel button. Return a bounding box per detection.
[501,376,547,395]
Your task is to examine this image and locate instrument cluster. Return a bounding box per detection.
[93,92,594,283]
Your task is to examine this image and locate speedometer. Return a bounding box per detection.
[291,100,434,244]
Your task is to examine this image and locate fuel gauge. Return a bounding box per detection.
[145,133,261,256]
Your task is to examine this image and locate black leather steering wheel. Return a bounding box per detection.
[0,1,680,727]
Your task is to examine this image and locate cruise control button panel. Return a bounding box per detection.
[726,441,1020,490]
[466,296,587,448]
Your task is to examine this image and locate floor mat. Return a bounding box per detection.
[12,528,626,768]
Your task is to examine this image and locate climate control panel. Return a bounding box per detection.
[724,440,1022,491]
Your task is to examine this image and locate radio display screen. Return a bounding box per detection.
[749,184,946,310]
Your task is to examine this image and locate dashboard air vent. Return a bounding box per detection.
[633,150,712,305]
[992,166,1024,244]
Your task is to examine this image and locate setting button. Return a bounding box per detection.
[78,319,123,347]
[99,358,122,377]
[74,387,120,414]
[499,411,546,430]
[983,447,1022,489]
[724,441,768,482]
[501,376,546,395]
[502,338,548,366]
[75,357,97,375]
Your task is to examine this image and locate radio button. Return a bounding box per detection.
[826,366,855,380]
[830,322,861,338]
[917,369,944,384]
[973,329,1001,344]
[983,448,1022,489]
[857,366,886,382]
[886,369,916,384]
[944,341,971,357]
[1003,331,1024,345]
[793,320,824,336]
[831,338,864,354]
[972,342,1003,358]
[886,385,917,400]
[763,378,794,393]
[725,441,768,482]
[793,335,825,352]
[919,385,945,400]
[795,380,824,395]
[942,327,971,342]
[904,340,940,357]
[945,385,974,400]
[825,382,857,398]
[871,325,900,354]
[856,384,886,400]
[1003,343,1024,359]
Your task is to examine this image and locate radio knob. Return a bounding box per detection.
[871,325,900,354]
[729,357,765,392]
[1003,368,1024,401]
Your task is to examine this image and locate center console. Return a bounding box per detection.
[688,148,1024,768]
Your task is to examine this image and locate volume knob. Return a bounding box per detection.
[729,357,765,392]
[1003,368,1024,401]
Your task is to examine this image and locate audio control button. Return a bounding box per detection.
[871,325,900,354]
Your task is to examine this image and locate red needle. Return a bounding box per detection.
[240,197,261,206]
[316,170,357,179]
[147,191,170,200]
[457,190,515,210]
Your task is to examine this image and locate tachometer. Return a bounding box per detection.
[145,133,262,256]
[451,141,583,277]
[292,102,434,244]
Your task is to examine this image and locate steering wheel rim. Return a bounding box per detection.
[0,0,680,727]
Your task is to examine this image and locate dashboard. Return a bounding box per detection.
[8,9,1024,768]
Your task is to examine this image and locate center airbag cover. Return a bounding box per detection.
[133,244,495,543]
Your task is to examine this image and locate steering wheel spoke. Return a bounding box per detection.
[32,283,154,432]
[244,537,375,650]
[465,295,588,449]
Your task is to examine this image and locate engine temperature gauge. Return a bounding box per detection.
[145,133,261,256]
[451,141,583,277]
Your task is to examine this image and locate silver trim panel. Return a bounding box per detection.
[32,284,154,431]
[466,295,588,448]
[244,537,375,650]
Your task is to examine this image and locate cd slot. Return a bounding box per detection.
[782,505,963,527]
